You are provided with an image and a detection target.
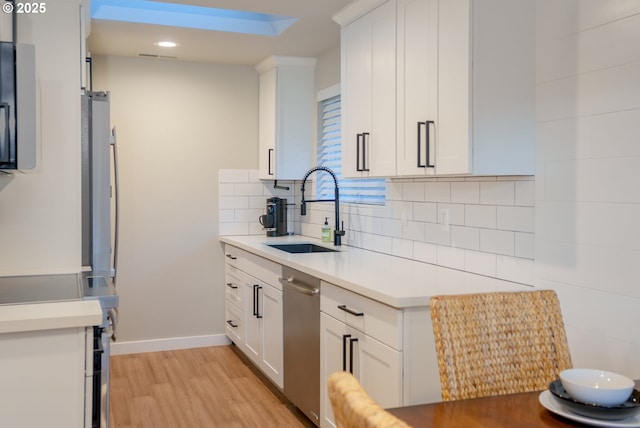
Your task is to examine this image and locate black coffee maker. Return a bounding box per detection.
[259,197,288,236]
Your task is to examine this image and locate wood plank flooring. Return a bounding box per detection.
[109,345,315,428]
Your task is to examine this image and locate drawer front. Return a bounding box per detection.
[321,281,403,350]
[225,265,243,307]
[225,301,243,345]
[224,245,282,290]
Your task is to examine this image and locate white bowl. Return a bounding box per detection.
[560,368,635,407]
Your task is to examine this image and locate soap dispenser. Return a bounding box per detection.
[321,217,331,243]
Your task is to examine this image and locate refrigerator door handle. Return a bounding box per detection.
[110,126,119,284]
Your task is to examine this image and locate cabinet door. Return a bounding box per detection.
[243,277,262,362]
[351,331,403,409]
[260,283,283,388]
[435,0,472,174]
[320,313,348,428]
[258,67,277,179]
[320,313,403,427]
[396,0,439,176]
[341,0,396,178]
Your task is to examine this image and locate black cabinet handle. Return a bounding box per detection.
[417,121,435,168]
[349,337,359,374]
[338,304,364,317]
[342,334,351,371]
[254,285,263,319]
[268,148,274,176]
[356,133,363,171]
[226,282,238,289]
[225,254,237,260]
[226,320,238,328]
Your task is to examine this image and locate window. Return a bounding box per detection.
[316,94,385,204]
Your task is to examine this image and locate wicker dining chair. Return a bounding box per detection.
[327,371,412,428]
[430,290,573,402]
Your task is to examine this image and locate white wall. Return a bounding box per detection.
[92,56,258,345]
[0,1,82,275]
[536,0,640,377]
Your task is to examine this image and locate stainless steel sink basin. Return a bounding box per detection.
[267,243,337,253]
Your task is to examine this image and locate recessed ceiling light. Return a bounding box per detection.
[155,41,177,48]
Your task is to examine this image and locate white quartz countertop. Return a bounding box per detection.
[0,300,103,334]
[220,235,531,308]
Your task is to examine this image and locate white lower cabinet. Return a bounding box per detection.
[319,281,441,428]
[223,245,284,389]
[243,273,283,387]
[320,312,402,427]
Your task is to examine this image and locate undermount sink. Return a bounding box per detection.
[267,243,337,254]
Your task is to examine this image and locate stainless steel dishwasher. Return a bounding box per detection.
[280,266,321,426]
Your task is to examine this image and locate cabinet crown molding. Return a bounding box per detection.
[332,0,389,27]
[254,55,317,73]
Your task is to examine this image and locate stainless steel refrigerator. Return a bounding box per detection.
[81,91,119,279]
[81,90,120,428]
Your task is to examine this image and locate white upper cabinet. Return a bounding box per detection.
[336,0,536,178]
[336,0,397,178]
[255,56,316,180]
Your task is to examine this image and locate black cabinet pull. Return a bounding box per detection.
[225,254,237,260]
[253,284,259,316]
[417,120,435,168]
[226,320,238,328]
[342,334,351,371]
[349,337,359,374]
[338,304,364,317]
[255,285,263,319]
[267,148,274,176]
[356,133,363,171]
[226,282,238,289]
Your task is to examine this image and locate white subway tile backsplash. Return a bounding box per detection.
[424,182,451,202]
[413,241,437,264]
[219,170,535,285]
[413,202,437,223]
[496,255,534,285]
[465,205,497,229]
[451,181,480,204]
[403,182,425,201]
[480,229,515,256]
[392,238,414,259]
[451,226,480,251]
[424,222,451,246]
[480,181,515,206]
[219,209,235,223]
[403,221,426,241]
[219,196,249,210]
[464,250,497,277]
[437,246,465,270]
[219,183,235,196]
[497,206,535,233]
[234,208,263,223]
[235,183,265,196]
[515,232,535,259]
[515,180,535,206]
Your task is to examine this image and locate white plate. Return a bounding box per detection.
[539,390,640,427]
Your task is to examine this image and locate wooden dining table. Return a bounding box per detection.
[387,380,640,427]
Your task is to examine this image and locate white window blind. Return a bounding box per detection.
[317,95,385,204]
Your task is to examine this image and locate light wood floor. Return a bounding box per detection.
[109,345,315,428]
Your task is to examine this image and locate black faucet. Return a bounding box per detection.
[300,166,346,246]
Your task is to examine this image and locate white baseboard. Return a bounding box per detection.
[111,334,231,356]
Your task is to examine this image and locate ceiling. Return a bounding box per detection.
[87,0,353,66]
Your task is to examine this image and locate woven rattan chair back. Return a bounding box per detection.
[327,371,412,428]
[430,290,572,401]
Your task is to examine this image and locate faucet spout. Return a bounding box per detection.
[300,166,345,246]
